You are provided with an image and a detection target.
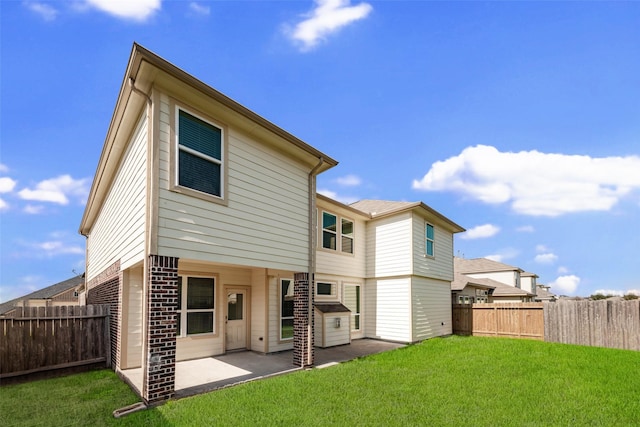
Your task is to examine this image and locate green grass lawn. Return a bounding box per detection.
[3,336,640,426]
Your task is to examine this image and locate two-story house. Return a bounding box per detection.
[453,257,536,303]
[80,44,464,404]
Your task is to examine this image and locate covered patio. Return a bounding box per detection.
[120,339,404,398]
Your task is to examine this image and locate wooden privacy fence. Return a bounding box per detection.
[0,305,110,379]
[453,300,640,351]
[453,303,544,340]
[545,299,640,351]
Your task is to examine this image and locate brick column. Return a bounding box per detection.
[293,272,314,367]
[143,255,179,404]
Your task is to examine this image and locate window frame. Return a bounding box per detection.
[344,284,361,332]
[170,103,228,205]
[279,278,295,341]
[319,210,355,255]
[425,223,435,257]
[315,281,336,298]
[176,275,216,338]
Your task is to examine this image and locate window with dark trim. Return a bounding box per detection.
[177,109,223,198]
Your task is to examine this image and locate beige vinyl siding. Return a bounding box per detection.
[122,266,143,369]
[411,277,452,341]
[86,113,147,282]
[156,94,310,272]
[250,268,267,353]
[315,199,367,278]
[314,310,351,348]
[316,218,366,278]
[412,214,455,281]
[364,277,412,342]
[267,273,294,353]
[366,213,412,278]
[175,263,255,361]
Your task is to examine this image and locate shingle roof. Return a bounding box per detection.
[349,199,465,233]
[535,285,556,301]
[451,273,497,292]
[454,256,523,274]
[350,200,417,216]
[0,274,84,315]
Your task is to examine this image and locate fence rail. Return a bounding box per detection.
[0,305,110,379]
[453,300,640,351]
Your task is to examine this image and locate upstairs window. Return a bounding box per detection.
[321,211,355,254]
[322,212,337,250]
[426,223,435,257]
[177,109,223,198]
[341,219,354,254]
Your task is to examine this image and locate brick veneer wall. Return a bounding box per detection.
[143,255,179,404]
[293,272,314,367]
[87,260,121,369]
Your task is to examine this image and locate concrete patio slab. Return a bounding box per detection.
[120,339,405,399]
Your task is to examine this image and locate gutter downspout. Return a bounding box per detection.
[128,77,154,391]
[307,157,324,367]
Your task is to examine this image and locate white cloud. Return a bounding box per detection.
[36,241,84,255]
[535,253,558,264]
[18,175,89,205]
[189,2,210,16]
[84,0,161,22]
[286,0,373,51]
[535,244,549,252]
[557,266,570,274]
[484,248,518,263]
[0,164,8,173]
[23,204,45,215]
[516,225,535,233]
[412,145,640,217]
[24,1,59,21]
[460,224,500,240]
[317,188,359,205]
[335,174,362,187]
[549,275,580,294]
[0,177,17,193]
[0,198,7,211]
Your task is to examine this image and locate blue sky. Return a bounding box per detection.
[1,0,639,301]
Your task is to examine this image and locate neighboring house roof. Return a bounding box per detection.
[350,199,465,233]
[490,280,535,297]
[522,271,539,278]
[80,43,338,236]
[454,256,523,274]
[535,285,557,301]
[451,272,496,292]
[0,274,84,315]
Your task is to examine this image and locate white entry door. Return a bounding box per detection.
[226,290,247,351]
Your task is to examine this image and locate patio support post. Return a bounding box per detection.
[143,254,179,404]
[293,272,314,367]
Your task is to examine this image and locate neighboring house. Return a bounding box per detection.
[521,271,538,294]
[0,274,84,317]
[453,257,535,303]
[79,43,465,404]
[535,284,557,302]
[451,272,494,304]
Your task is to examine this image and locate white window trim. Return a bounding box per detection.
[177,275,216,338]
[315,281,337,298]
[279,278,294,341]
[171,103,228,205]
[319,210,355,255]
[344,284,361,332]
